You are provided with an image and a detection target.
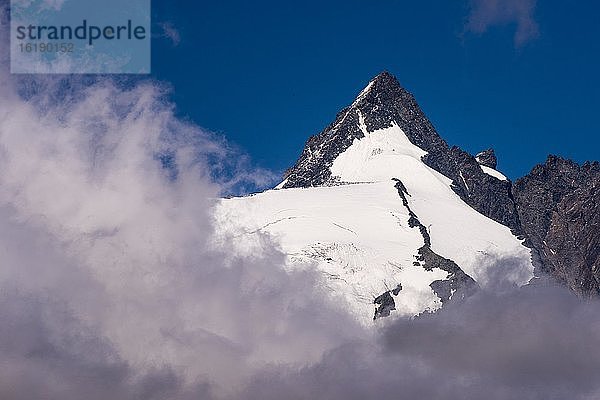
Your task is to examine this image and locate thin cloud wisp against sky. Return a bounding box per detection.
[465,0,539,46]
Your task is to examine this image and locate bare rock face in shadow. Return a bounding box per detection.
[513,156,600,297]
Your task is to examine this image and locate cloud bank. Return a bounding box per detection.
[465,0,539,46]
[244,283,600,400]
[0,63,362,400]
[0,7,362,398]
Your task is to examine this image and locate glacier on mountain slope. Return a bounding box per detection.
[215,91,533,325]
[329,122,532,283]
[215,182,446,322]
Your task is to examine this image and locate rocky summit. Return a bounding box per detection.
[282,72,522,231]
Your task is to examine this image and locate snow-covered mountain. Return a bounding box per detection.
[215,72,536,323]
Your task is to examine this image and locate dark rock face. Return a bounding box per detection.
[513,156,600,297]
[373,291,396,320]
[374,284,403,320]
[282,71,521,231]
[476,149,497,169]
[443,146,521,232]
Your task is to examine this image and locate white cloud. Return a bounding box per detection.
[465,0,539,47]
[0,8,362,399]
[0,71,366,398]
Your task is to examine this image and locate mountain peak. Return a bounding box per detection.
[370,70,402,89]
[279,72,521,230]
[351,71,406,109]
[280,72,447,188]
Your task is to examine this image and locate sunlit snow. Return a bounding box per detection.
[216,118,533,323]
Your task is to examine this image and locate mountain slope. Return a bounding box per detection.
[281,72,522,231]
[215,74,535,322]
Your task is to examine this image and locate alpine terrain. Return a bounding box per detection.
[215,72,599,323]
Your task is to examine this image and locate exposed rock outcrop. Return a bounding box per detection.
[476,149,498,169]
[513,156,600,296]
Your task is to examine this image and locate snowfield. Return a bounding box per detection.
[215,182,446,323]
[215,113,533,324]
[480,165,508,181]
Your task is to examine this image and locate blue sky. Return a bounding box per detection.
[150,0,599,180]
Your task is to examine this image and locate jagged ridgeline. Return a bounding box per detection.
[218,72,598,322]
[281,71,599,299]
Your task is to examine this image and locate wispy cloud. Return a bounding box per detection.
[159,21,181,46]
[465,0,539,47]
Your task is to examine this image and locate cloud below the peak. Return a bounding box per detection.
[0,69,361,399]
[243,282,600,400]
